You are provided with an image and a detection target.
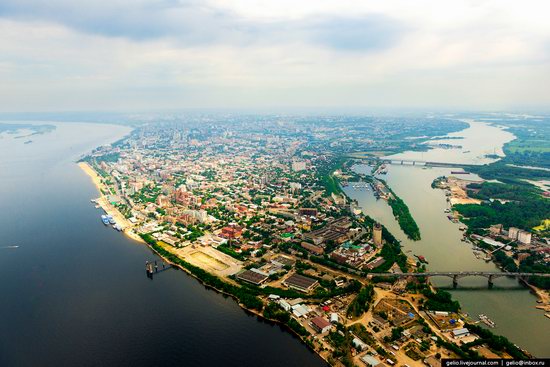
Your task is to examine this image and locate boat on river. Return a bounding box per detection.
[414,255,429,264]
[101,215,109,225]
[107,215,116,225]
[479,314,496,328]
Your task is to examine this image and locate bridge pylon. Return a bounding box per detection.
[452,275,458,288]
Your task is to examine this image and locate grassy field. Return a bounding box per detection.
[506,139,550,153]
[533,219,550,232]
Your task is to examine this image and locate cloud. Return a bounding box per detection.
[0,0,407,52]
[0,0,230,42]
[306,15,406,51]
[0,0,549,112]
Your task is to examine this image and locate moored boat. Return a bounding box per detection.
[479,314,496,328]
[414,254,429,264]
[107,215,116,225]
[101,215,109,225]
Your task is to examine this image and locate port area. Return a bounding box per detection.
[78,162,143,243]
[95,196,130,229]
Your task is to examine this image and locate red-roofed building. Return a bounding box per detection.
[221,225,243,239]
[310,316,332,334]
[175,188,197,207]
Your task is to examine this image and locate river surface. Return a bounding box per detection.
[344,120,549,357]
[0,121,326,367]
[386,119,515,165]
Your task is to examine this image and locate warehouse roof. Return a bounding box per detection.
[283,273,319,292]
[310,316,331,331]
[236,269,268,285]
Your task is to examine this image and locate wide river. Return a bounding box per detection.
[344,120,549,357]
[0,122,327,367]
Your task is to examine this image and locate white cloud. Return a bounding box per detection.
[0,0,549,112]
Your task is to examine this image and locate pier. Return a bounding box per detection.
[145,260,170,278]
[365,271,550,288]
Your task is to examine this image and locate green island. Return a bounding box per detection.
[323,158,422,241]
[386,186,421,240]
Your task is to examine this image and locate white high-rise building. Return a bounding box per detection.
[508,227,520,240]
[517,230,532,245]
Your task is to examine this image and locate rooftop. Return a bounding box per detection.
[283,273,319,292]
[452,327,470,336]
[236,269,269,285]
[310,316,331,330]
[361,354,382,367]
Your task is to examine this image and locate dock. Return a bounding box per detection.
[145,260,170,278]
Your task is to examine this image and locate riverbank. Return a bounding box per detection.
[432,175,482,206]
[345,119,550,356]
[79,160,331,363]
[78,162,145,244]
[1,120,337,367]
[78,161,334,362]
[79,123,545,362]
[142,236,332,365]
[526,283,550,312]
[446,177,482,205]
[410,169,550,314]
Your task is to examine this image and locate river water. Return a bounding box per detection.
[344,120,549,357]
[0,122,326,367]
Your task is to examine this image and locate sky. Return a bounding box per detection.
[0,0,549,113]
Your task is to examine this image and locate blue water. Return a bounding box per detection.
[0,121,326,367]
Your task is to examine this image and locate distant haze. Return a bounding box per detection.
[0,0,549,112]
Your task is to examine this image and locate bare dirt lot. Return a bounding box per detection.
[170,245,243,277]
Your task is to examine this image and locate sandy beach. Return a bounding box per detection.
[78,162,144,244]
[530,285,550,312]
[447,176,482,205]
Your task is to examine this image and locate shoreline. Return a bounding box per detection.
[78,162,145,244]
[432,172,550,315]
[78,159,538,361]
[78,161,330,364]
[145,240,331,365]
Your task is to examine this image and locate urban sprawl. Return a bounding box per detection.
[80,116,549,367]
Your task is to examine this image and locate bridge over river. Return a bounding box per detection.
[379,159,476,169]
[365,271,550,288]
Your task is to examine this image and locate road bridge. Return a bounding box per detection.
[380,159,475,169]
[365,271,550,288]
